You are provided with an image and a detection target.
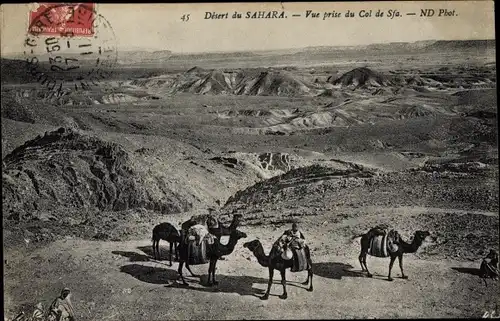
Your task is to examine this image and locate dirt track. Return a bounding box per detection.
[4,208,499,320]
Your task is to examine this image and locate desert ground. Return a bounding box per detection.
[2,40,499,320]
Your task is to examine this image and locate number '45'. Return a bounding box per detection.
[181,14,190,22]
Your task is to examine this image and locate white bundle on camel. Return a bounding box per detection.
[187,224,216,245]
[274,234,305,260]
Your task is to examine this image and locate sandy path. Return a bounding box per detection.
[4,220,499,320]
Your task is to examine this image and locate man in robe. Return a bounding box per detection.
[47,288,75,321]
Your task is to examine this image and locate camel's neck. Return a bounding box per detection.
[249,243,270,267]
[401,236,424,254]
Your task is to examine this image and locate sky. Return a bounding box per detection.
[1,1,495,55]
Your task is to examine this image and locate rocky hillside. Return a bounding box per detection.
[2,128,192,219]
[223,161,498,222]
[3,126,322,243]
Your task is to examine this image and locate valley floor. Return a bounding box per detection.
[4,207,499,320]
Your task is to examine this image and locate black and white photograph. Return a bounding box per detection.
[1,1,498,319]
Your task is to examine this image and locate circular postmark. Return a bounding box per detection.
[23,3,118,97]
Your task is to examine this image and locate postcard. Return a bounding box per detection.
[1,1,497,320]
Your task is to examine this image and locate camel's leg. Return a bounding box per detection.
[177,261,189,286]
[207,260,214,286]
[186,263,198,277]
[261,267,274,300]
[388,256,397,281]
[155,240,160,260]
[358,252,365,272]
[398,254,408,279]
[301,274,310,285]
[152,240,156,260]
[302,248,313,285]
[279,269,288,299]
[301,269,310,287]
[174,242,178,261]
[212,259,219,285]
[306,264,314,291]
[185,242,198,277]
[363,253,372,277]
[169,242,173,266]
[359,235,368,272]
[360,235,373,275]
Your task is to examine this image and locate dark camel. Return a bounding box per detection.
[352,226,430,281]
[151,222,181,266]
[243,239,313,300]
[177,228,247,286]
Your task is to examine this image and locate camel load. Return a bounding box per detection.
[186,224,216,245]
[274,222,307,260]
[273,239,309,272]
[275,234,305,260]
[290,248,309,272]
[368,228,401,257]
[272,222,310,272]
[184,224,217,265]
[186,238,211,265]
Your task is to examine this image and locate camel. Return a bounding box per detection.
[177,227,247,286]
[151,222,181,266]
[352,225,430,281]
[243,239,313,300]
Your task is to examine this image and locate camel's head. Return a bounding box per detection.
[243,239,261,251]
[230,228,247,240]
[415,230,430,241]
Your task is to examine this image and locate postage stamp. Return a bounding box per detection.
[28,3,95,37]
[23,3,118,96]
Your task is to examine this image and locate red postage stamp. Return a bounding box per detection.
[28,3,95,36]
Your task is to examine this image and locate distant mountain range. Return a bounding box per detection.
[1,39,495,67]
[297,40,495,54]
[117,50,173,64]
[424,40,496,50]
[119,39,495,63]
